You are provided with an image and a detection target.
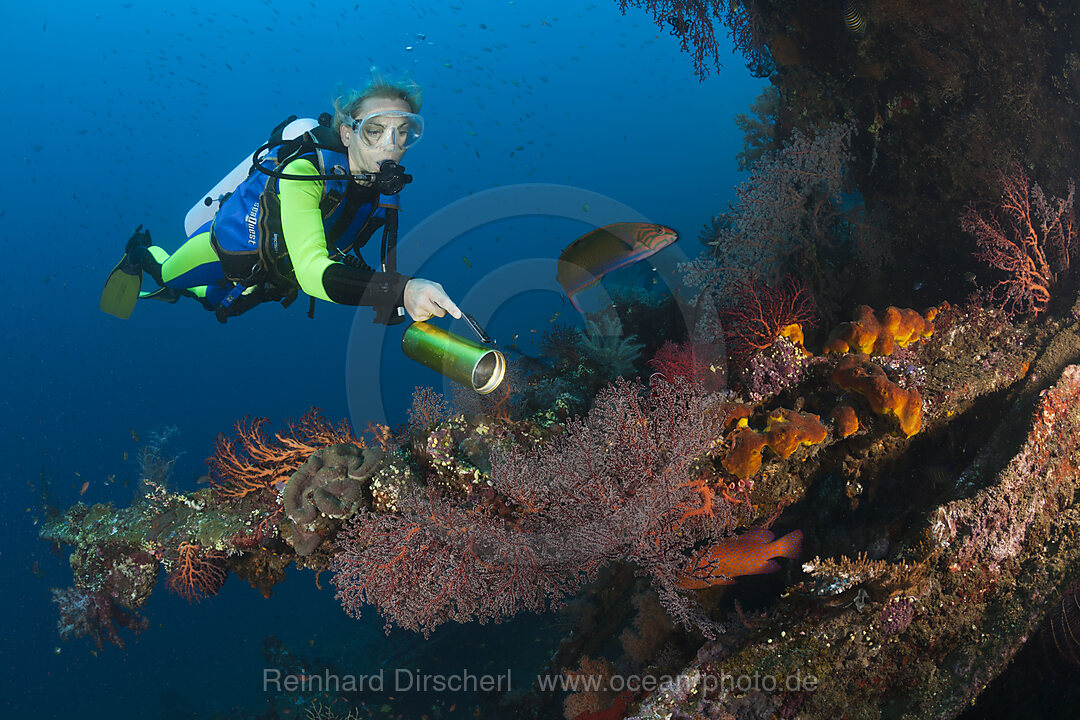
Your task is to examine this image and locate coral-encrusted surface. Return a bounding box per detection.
[39,291,1080,719]
[629,307,1080,720]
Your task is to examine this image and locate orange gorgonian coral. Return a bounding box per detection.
[207,408,360,500]
[166,542,227,603]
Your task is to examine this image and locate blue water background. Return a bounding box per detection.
[0,1,763,716]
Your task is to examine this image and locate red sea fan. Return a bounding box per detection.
[961,165,1076,317]
[720,275,817,362]
[648,340,727,392]
[331,487,586,636]
[166,542,227,603]
[332,377,745,637]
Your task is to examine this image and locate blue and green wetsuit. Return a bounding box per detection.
[139,148,411,321]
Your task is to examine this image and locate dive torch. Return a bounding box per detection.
[401,312,506,394]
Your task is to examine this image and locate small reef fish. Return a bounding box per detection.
[79,481,89,496]
[676,527,803,590]
[556,222,677,312]
[842,0,865,35]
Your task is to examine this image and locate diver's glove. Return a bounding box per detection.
[126,224,153,253]
[403,278,462,322]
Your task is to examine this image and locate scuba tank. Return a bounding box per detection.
[184,117,320,238]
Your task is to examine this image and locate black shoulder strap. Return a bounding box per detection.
[269,115,299,143]
[265,115,302,166]
[270,118,345,179]
[371,209,404,326]
[381,208,398,273]
[308,123,346,154]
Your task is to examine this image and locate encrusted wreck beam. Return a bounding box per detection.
[632,305,1080,720]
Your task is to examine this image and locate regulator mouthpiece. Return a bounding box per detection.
[402,322,506,394]
[373,160,412,195]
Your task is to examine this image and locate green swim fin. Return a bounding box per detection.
[139,286,181,303]
[100,255,143,319]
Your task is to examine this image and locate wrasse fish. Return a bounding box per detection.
[556,222,677,312]
[676,527,802,590]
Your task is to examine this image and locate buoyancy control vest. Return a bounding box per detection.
[197,115,402,320]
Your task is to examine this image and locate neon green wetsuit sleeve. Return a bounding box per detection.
[278,158,411,308]
[278,158,335,302]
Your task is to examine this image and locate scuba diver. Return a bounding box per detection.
[101,75,461,326]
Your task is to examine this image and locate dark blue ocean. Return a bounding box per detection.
[0,1,762,717]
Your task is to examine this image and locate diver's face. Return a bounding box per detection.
[341,96,413,182]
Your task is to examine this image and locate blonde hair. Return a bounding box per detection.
[332,71,423,131]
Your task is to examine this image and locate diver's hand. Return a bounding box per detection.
[403,278,462,322]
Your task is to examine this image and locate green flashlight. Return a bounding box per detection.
[401,315,506,394]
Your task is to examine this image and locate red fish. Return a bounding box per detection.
[676,528,802,590]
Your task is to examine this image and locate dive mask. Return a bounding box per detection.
[351,110,424,150]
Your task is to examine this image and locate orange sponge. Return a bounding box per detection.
[721,409,828,480]
[831,354,922,437]
[830,405,860,438]
[722,422,769,480]
[824,305,880,354]
[712,402,755,431]
[824,305,936,356]
[763,408,828,458]
[778,322,807,351]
